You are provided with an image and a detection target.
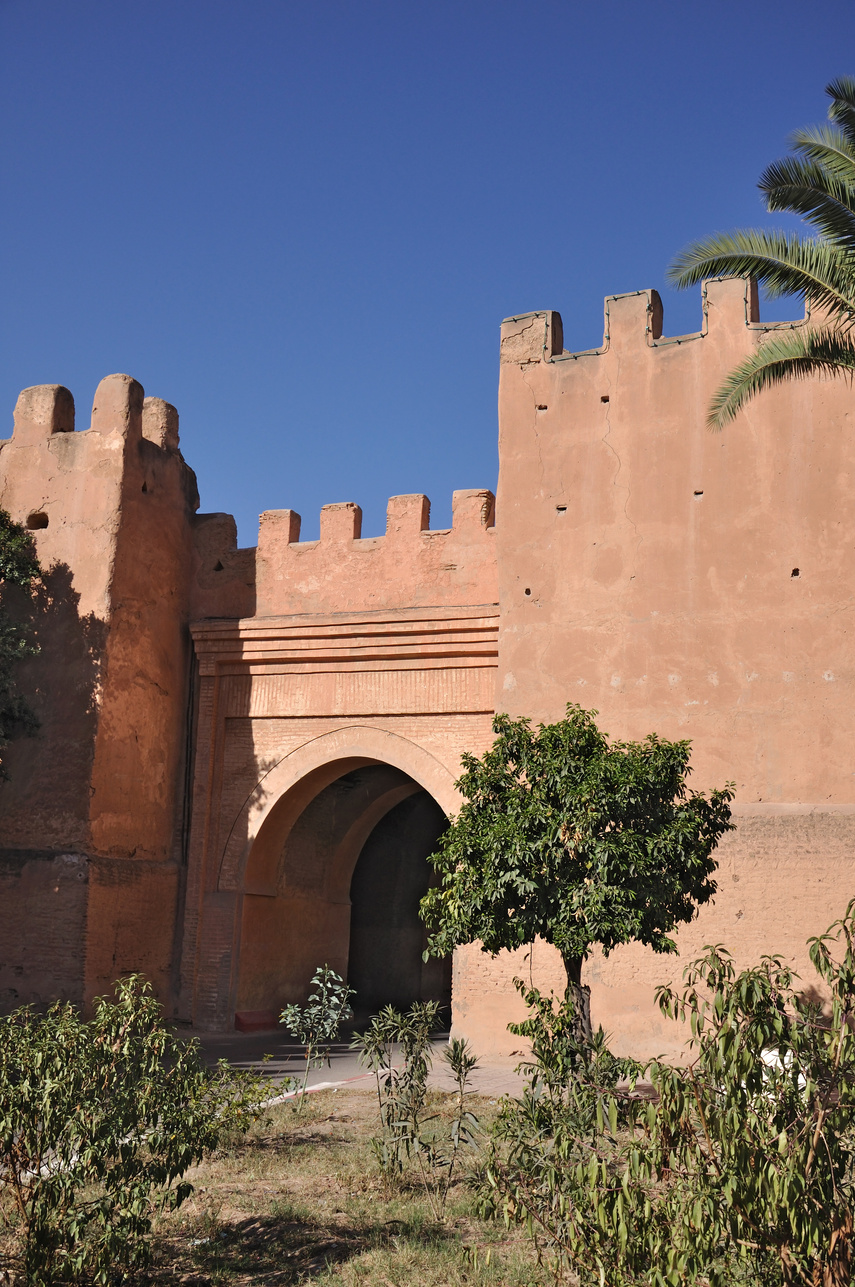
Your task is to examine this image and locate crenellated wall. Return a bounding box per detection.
[255,489,496,616]
[451,276,855,1057]
[0,374,201,1009]
[0,372,499,1021]
[3,277,853,1061]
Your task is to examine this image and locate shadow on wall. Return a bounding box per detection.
[348,789,450,1017]
[0,561,108,1011]
[232,763,452,1028]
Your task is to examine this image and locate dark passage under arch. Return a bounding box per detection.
[348,790,450,1017]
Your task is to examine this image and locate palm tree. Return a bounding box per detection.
[667,77,855,428]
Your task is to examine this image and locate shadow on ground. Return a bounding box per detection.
[152,1207,462,1284]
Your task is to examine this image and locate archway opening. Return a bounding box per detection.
[348,790,450,1018]
[236,759,450,1025]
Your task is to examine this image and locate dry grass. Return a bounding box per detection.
[143,1087,550,1286]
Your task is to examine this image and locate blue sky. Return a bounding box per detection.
[3,1,854,542]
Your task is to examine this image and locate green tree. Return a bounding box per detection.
[668,76,855,428]
[0,507,42,776]
[420,705,734,1041]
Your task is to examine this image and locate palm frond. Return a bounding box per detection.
[708,326,855,429]
[759,155,855,249]
[826,76,855,147]
[789,124,855,185]
[667,230,855,315]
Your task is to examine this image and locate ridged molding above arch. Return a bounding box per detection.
[217,724,461,892]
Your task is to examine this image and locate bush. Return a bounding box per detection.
[352,1003,480,1219]
[480,907,855,1286]
[279,964,354,1110]
[0,976,267,1285]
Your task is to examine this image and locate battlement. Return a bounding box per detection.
[191,489,497,622]
[249,488,496,616]
[500,276,803,365]
[10,373,182,452]
[1,375,199,623]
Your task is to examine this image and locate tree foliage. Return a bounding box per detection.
[420,705,734,1038]
[668,76,855,427]
[0,976,268,1285]
[481,905,855,1286]
[0,507,42,776]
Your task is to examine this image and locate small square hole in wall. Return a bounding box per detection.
[791,567,800,578]
[600,395,610,403]
[26,512,48,529]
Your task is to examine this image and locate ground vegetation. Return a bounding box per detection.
[0,977,267,1285]
[480,906,855,1286]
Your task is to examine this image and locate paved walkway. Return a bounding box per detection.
[194,1028,526,1098]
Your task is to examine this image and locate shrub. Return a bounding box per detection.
[0,975,267,1285]
[352,1003,480,1218]
[279,964,354,1110]
[480,906,855,1286]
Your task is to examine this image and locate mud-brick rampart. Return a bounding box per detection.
[2,277,852,1058]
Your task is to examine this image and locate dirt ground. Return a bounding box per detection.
[143,1086,550,1286]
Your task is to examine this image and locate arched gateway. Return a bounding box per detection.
[179,604,500,1030]
[7,287,855,1061]
[236,755,450,1023]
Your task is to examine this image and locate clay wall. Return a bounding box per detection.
[0,376,200,1009]
[450,277,855,1057]
[254,490,496,615]
[5,278,853,1059]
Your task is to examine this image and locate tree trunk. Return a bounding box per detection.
[561,953,592,1046]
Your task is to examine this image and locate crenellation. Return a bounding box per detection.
[12,384,75,443]
[89,373,144,440]
[500,310,564,364]
[191,512,256,619]
[142,396,179,450]
[320,500,362,542]
[254,489,498,616]
[500,280,807,369]
[259,507,302,544]
[703,275,759,329]
[452,487,495,530]
[605,289,662,345]
[386,493,430,537]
